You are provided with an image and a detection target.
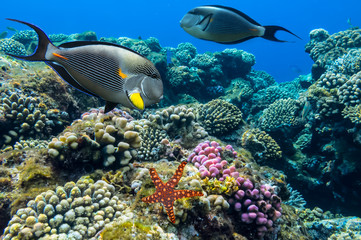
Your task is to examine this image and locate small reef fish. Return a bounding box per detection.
[180,5,301,44]
[0,31,8,39]
[6,19,163,113]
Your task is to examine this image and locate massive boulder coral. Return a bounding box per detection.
[2,177,124,240]
[137,126,168,161]
[0,39,26,56]
[239,128,282,163]
[197,99,243,136]
[0,89,68,150]
[146,105,207,143]
[47,109,142,168]
[305,27,361,79]
[259,98,302,132]
[214,48,256,79]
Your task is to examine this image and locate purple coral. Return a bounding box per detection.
[229,181,282,238]
[187,140,237,179]
[188,140,282,239]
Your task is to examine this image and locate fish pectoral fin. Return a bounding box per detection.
[104,101,118,113]
[128,92,144,110]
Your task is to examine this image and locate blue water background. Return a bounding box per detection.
[1,0,360,82]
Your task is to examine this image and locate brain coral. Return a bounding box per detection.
[2,177,124,240]
[239,128,282,163]
[0,39,26,56]
[197,99,243,136]
[259,98,302,132]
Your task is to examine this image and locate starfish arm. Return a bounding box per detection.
[149,168,164,190]
[173,189,204,201]
[166,161,187,189]
[141,192,160,203]
[163,201,176,223]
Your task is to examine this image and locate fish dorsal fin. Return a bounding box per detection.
[58,41,147,59]
[206,5,262,26]
[46,61,98,97]
[104,101,118,113]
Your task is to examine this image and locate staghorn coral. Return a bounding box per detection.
[47,109,142,168]
[197,99,243,136]
[2,177,125,240]
[259,98,302,132]
[239,128,282,163]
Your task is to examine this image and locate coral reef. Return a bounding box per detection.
[47,109,142,168]
[239,128,282,164]
[2,178,123,239]
[197,99,243,136]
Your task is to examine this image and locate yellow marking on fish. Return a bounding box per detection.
[129,92,144,110]
[210,18,214,23]
[53,53,68,60]
[249,28,258,32]
[118,68,128,79]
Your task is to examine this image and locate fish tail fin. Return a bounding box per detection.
[262,25,302,42]
[6,18,56,61]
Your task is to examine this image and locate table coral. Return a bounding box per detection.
[197,99,243,136]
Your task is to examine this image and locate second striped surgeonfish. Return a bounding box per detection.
[6,19,163,113]
[180,5,301,44]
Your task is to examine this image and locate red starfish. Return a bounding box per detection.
[142,161,203,223]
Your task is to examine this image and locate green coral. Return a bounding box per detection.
[0,39,26,56]
[259,98,302,132]
[240,128,282,162]
[342,104,361,124]
[202,176,239,196]
[198,99,243,136]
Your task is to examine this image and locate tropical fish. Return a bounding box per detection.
[180,5,301,44]
[0,31,8,39]
[6,19,163,113]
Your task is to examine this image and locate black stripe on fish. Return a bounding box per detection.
[61,52,124,92]
[206,5,262,26]
[46,61,98,97]
[199,14,213,31]
[133,63,160,79]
